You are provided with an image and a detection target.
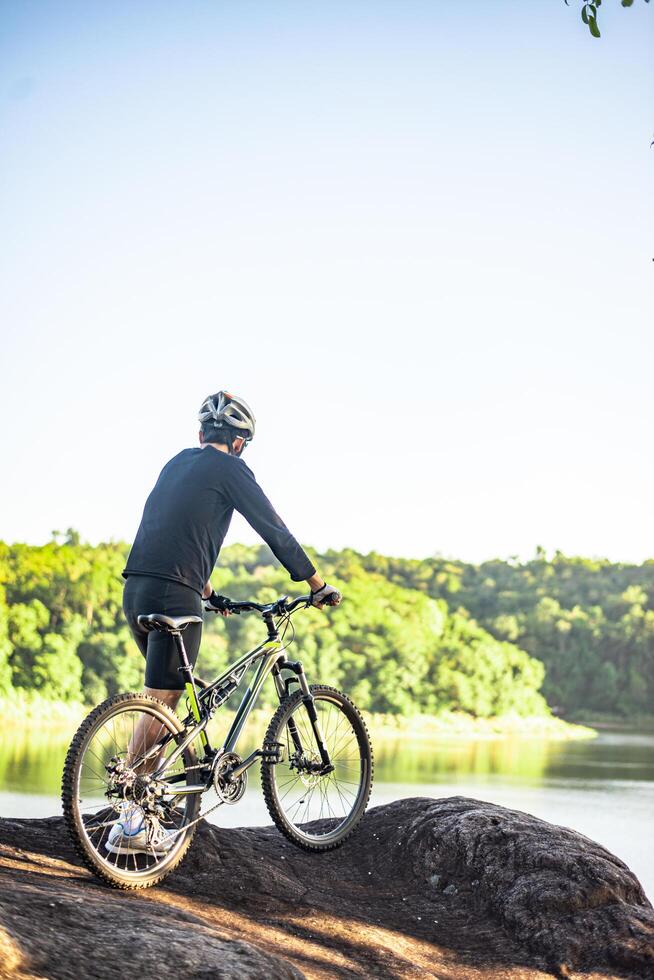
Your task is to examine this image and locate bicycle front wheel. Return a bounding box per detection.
[261,684,373,851]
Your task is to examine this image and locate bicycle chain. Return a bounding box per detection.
[163,793,225,843]
[166,753,249,838]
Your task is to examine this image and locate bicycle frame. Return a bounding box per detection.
[147,607,326,791]
[201,635,287,753]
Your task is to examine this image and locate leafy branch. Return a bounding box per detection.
[565,0,650,38]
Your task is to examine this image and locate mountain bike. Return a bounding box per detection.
[62,593,374,889]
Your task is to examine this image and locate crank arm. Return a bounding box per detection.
[229,741,285,782]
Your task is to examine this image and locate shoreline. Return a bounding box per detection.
[567,712,654,733]
[0,694,596,740]
[365,710,596,741]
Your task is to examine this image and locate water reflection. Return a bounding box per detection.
[0,727,70,796]
[372,735,570,784]
[2,724,652,797]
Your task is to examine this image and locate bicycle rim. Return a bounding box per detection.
[264,687,372,847]
[64,696,201,886]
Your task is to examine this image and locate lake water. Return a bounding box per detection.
[1,722,652,900]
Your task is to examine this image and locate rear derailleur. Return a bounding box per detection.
[105,756,168,818]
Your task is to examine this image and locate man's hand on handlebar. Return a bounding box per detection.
[203,588,342,617]
[310,582,342,609]
[203,591,233,617]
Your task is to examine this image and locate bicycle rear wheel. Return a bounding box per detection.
[261,684,373,851]
[62,693,202,889]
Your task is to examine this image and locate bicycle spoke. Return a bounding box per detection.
[269,692,370,841]
[330,729,357,760]
[70,701,201,883]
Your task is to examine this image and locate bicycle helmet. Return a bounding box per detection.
[198,391,256,455]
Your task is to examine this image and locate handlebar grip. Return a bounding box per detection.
[310,590,342,607]
[220,599,242,614]
[205,594,242,615]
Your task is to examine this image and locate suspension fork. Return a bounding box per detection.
[277,659,332,769]
[272,662,303,756]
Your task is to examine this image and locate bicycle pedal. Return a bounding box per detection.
[261,741,285,763]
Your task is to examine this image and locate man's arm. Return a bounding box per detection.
[225,460,317,582]
[224,460,340,606]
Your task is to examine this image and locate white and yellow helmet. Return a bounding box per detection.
[198,390,256,443]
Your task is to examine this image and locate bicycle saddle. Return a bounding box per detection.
[137,613,203,633]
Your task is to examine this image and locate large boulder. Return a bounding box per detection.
[1,797,652,978]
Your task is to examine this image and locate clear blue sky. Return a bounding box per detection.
[1,1,652,564]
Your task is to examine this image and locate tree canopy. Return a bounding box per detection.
[1,537,652,719]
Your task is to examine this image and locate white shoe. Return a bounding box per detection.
[104,803,177,856]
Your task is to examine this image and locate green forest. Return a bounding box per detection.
[0,534,652,720]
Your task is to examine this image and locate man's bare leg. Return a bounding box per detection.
[128,687,182,773]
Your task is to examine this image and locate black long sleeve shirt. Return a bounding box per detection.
[123,447,316,594]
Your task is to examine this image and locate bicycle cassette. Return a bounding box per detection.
[213,752,247,805]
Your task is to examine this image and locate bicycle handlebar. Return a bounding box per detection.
[206,594,312,617]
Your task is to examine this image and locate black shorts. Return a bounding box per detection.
[123,575,202,690]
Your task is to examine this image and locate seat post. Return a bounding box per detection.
[172,630,192,676]
[173,631,198,703]
[173,631,199,699]
[172,630,198,692]
[172,630,207,739]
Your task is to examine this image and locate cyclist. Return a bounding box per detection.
[107,390,340,855]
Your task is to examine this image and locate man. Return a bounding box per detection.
[107,390,340,855]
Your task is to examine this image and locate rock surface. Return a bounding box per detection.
[1,797,652,979]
